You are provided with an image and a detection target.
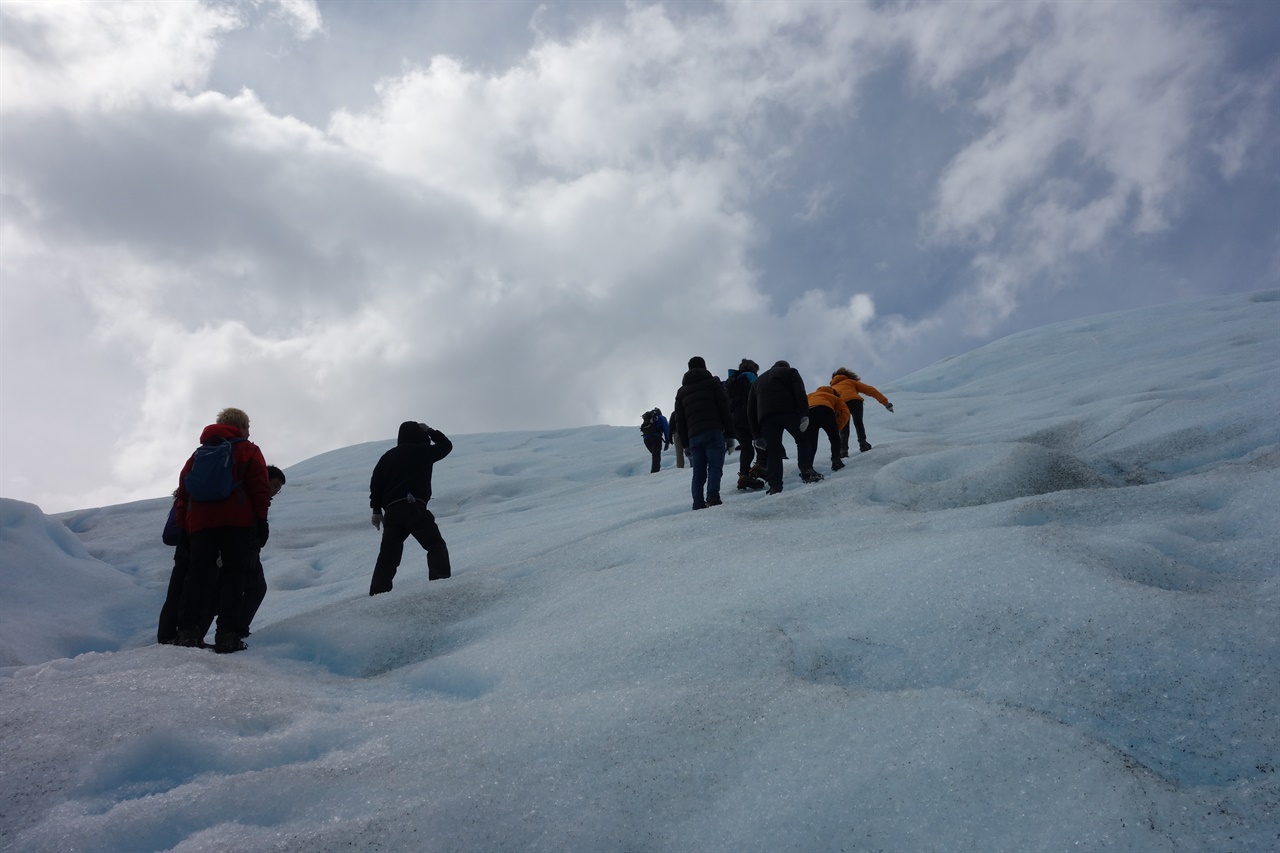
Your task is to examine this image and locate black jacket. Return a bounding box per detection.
[369,422,453,512]
[674,368,734,446]
[747,361,808,434]
[726,372,756,430]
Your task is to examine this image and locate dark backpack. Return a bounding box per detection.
[161,504,182,545]
[184,437,245,502]
[727,372,753,412]
[640,409,660,434]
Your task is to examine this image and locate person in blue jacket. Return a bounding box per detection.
[640,407,670,473]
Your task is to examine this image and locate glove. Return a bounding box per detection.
[753,437,767,451]
[799,416,810,432]
[371,512,382,531]
[255,517,270,548]
[885,402,894,413]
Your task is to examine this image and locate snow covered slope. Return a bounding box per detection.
[2,290,1277,851]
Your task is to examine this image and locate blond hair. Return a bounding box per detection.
[216,407,250,429]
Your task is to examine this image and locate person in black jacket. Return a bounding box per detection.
[231,465,286,638]
[725,358,765,491]
[368,421,454,595]
[746,360,812,494]
[674,356,735,510]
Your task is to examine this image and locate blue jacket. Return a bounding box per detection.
[642,412,670,444]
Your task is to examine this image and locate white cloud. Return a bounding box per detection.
[259,0,323,41]
[1208,58,1280,180]
[891,1,1229,330]
[0,0,1274,512]
[0,0,240,113]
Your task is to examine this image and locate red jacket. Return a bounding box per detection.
[175,423,270,533]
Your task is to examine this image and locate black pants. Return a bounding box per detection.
[733,425,756,474]
[158,534,196,643]
[839,398,868,453]
[643,434,663,472]
[801,405,841,472]
[759,411,806,491]
[180,526,255,642]
[371,501,451,595]
[162,541,265,642]
[234,555,267,637]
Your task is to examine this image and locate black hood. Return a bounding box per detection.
[397,421,430,444]
[681,367,716,385]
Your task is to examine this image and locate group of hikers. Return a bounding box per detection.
[158,408,452,652]
[643,358,893,510]
[156,365,886,649]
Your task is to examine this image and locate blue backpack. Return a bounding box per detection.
[185,438,245,502]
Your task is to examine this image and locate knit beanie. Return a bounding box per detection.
[739,358,759,374]
[688,356,707,370]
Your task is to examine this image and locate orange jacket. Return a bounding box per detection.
[831,374,890,408]
[806,386,850,431]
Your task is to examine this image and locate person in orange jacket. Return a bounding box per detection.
[799,385,851,475]
[830,368,893,455]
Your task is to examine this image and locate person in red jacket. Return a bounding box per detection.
[157,465,284,646]
[173,407,271,653]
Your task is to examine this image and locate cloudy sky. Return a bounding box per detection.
[2,0,1277,513]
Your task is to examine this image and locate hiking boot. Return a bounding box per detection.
[800,469,824,483]
[175,631,203,648]
[213,634,248,654]
[766,486,783,495]
[748,464,767,480]
[830,458,845,471]
[737,473,765,491]
[707,495,723,507]
[859,441,873,453]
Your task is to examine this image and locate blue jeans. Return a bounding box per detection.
[687,429,727,509]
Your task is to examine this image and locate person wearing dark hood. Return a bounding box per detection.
[230,464,286,639]
[674,356,735,510]
[725,358,765,491]
[368,421,454,595]
[747,360,814,493]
